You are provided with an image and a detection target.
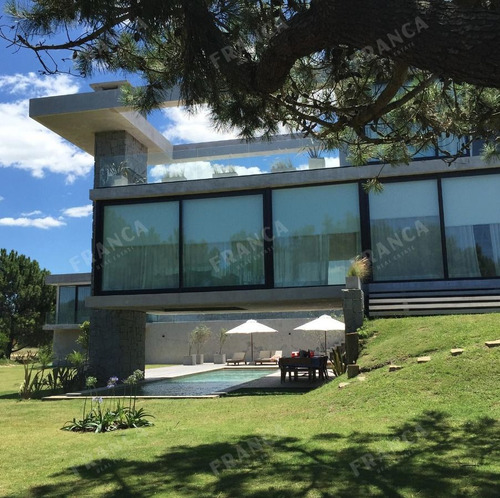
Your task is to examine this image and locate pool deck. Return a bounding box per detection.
[147,363,329,392]
[42,363,327,400]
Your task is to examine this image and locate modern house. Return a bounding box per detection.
[36,81,500,378]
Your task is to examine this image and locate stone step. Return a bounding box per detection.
[417,356,431,363]
[485,340,500,348]
[450,348,464,356]
[389,365,403,372]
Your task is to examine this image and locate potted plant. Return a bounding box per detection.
[346,255,371,288]
[307,144,326,169]
[103,160,129,186]
[183,340,197,365]
[190,325,212,364]
[213,328,227,364]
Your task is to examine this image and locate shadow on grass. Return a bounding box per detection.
[24,411,499,498]
[225,388,310,397]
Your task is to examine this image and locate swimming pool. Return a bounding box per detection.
[122,368,276,397]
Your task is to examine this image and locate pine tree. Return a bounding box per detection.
[1,0,498,163]
[0,249,55,358]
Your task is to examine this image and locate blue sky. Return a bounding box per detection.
[0,2,338,275]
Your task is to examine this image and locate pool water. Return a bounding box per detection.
[128,368,276,396]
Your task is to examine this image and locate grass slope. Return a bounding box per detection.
[0,314,498,497]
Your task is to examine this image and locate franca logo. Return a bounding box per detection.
[362,17,429,57]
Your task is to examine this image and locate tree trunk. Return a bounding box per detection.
[253,0,500,92]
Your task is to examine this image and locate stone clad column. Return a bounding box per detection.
[88,309,146,383]
[94,131,147,188]
[88,130,148,383]
[342,284,364,365]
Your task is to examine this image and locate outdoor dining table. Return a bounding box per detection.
[279,356,329,383]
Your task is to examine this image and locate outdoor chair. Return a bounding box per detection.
[254,350,272,365]
[226,352,247,365]
[270,350,283,363]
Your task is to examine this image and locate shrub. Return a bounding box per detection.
[62,371,154,433]
[329,347,347,377]
[347,255,371,281]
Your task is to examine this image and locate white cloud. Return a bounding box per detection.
[62,204,93,218]
[150,161,263,182]
[0,73,93,183]
[20,210,43,217]
[0,73,80,98]
[0,216,66,229]
[161,106,241,143]
[0,196,4,201]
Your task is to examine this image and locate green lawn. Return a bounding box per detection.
[0,314,498,497]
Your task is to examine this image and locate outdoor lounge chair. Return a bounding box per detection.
[226,352,247,365]
[254,350,271,365]
[255,350,282,365]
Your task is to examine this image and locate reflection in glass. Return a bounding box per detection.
[57,286,76,324]
[369,180,444,281]
[76,286,91,323]
[183,196,264,287]
[102,202,179,291]
[273,184,361,286]
[443,175,500,278]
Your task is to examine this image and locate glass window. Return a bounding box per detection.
[76,286,91,323]
[273,184,361,286]
[101,202,179,291]
[369,180,444,281]
[58,286,76,324]
[442,175,500,278]
[183,195,264,287]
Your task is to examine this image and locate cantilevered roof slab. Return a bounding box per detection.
[29,84,173,165]
[30,81,316,166]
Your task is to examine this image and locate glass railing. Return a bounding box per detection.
[45,309,90,325]
[95,136,480,188]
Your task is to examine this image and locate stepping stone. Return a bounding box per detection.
[485,340,500,348]
[338,382,350,389]
[450,348,464,356]
[417,356,431,363]
[389,365,402,372]
[357,376,367,382]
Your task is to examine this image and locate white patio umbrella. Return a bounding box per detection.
[225,319,278,362]
[294,315,345,353]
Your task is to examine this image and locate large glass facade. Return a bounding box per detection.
[57,286,76,324]
[76,286,91,323]
[442,175,500,278]
[273,184,361,286]
[101,202,179,291]
[369,180,444,281]
[183,195,265,287]
[57,285,90,324]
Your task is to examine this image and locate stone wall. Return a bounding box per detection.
[88,309,146,382]
[94,131,147,188]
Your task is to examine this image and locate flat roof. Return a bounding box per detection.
[45,273,91,286]
[29,82,318,165]
[29,85,174,164]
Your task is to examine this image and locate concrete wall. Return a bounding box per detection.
[145,318,345,364]
[52,328,82,365]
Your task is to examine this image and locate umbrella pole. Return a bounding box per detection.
[251,333,254,362]
[324,331,327,354]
